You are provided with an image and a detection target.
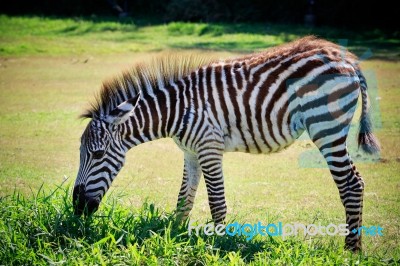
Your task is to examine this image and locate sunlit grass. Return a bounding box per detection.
[0,15,399,264]
[0,186,396,264]
[1,15,399,58]
[0,54,399,264]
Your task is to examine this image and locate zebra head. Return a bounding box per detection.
[73,94,140,216]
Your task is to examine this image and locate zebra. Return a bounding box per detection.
[73,36,380,251]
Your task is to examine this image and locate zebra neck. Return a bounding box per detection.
[124,89,178,147]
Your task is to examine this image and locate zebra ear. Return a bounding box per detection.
[104,93,141,125]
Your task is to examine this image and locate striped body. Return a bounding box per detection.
[73,37,380,251]
[123,45,361,156]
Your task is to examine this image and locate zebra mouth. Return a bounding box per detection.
[73,184,100,216]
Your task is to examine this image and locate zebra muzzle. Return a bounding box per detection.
[73,184,100,216]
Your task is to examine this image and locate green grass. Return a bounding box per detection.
[1,15,399,58]
[0,15,400,264]
[0,186,396,265]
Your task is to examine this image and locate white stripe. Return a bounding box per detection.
[211,65,226,130]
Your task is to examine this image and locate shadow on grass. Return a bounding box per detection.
[14,14,399,60]
[89,17,400,60]
[170,41,277,53]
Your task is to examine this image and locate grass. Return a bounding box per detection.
[0,15,399,58]
[0,15,399,264]
[0,186,396,265]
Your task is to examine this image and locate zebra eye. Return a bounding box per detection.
[92,150,105,159]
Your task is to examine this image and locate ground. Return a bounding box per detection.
[0,15,399,264]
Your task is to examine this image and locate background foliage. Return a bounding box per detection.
[2,0,399,32]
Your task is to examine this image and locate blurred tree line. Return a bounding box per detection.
[1,0,398,32]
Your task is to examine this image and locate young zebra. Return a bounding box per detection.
[73,36,380,251]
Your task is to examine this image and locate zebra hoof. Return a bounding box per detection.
[344,242,362,252]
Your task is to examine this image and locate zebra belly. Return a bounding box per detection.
[223,123,302,154]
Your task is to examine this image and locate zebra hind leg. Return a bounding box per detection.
[176,152,201,221]
[316,137,365,251]
[303,73,364,250]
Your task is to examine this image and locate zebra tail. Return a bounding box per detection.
[357,69,380,154]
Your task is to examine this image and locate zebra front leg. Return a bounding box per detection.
[176,152,201,221]
[197,148,226,223]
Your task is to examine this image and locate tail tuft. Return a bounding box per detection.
[356,68,380,154]
[358,103,380,154]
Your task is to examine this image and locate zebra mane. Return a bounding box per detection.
[81,36,355,119]
[81,53,215,119]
